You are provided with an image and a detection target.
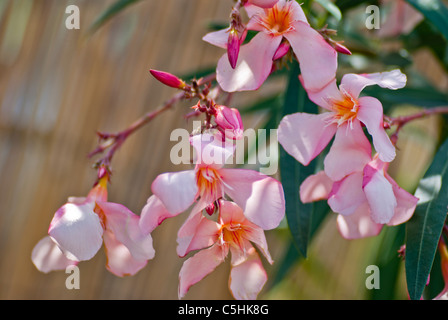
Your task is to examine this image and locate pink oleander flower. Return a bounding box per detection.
[177,200,273,299]
[300,153,418,239]
[377,0,423,38]
[434,240,448,300]
[150,132,285,230]
[31,175,155,277]
[278,69,406,181]
[203,0,338,92]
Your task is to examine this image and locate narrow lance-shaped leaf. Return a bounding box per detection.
[279,61,324,258]
[406,0,448,41]
[368,225,406,300]
[270,199,329,287]
[405,137,448,300]
[89,0,143,34]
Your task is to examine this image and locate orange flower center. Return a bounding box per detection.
[329,93,359,126]
[220,222,247,250]
[196,167,223,203]
[255,2,295,36]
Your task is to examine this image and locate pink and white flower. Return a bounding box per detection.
[177,200,273,300]
[278,69,406,181]
[150,133,285,230]
[32,175,155,277]
[300,154,418,239]
[203,0,338,92]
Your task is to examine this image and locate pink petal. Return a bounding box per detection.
[324,121,372,181]
[48,201,104,261]
[301,77,343,111]
[328,172,367,216]
[245,5,267,26]
[178,244,227,299]
[287,0,309,23]
[97,201,155,261]
[285,21,337,92]
[151,170,198,214]
[299,171,333,203]
[340,69,407,99]
[229,247,268,300]
[218,199,247,224]
[230,240,255,267]
[221,168,285,230]
[244,227,273,265]
[386,173,418,226]
[190,133,235,169]
[278,112,337,166]
[336,202,383,239]
[176,210,220,258]
[139,195,176,234]
[102,230,148,277]
[202,28,230,49]
[31,236,78,273]
[220,200,273,264]
[176,210,203,257]
[357,96,396,162]
[247,0,279,8]
[363,164,397,224]
[216,32,282,92]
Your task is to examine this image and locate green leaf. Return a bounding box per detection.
[239,94,282,115]
[424,249,444,299]
[406,0,448,40]
[88,0,143,34]
[315,0,342,21]
[367,225,406,300]
[279,61,322,258]
[403,21,448,71]
[270,199,329,287]
[405,137,448,300]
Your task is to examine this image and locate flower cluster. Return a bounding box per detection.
[277,70,419,238]
[32,0,427,300]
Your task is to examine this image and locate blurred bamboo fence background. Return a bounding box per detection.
[0,0,446,300]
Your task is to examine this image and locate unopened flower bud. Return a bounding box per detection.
[205,203,215,216]
[273,42,290,60]
[214,105,243,140]
[332,41,352,55]
[149,69,187,89]
[227,28,240,69]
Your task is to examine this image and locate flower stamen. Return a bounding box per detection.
[253,1,295,36]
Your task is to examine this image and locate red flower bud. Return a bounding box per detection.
[149,69,186,89]
[227,28,240,69]
[215,105,243,140]
[273,42,290,60]
[332,41,352,55]
[205,203,215,216]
